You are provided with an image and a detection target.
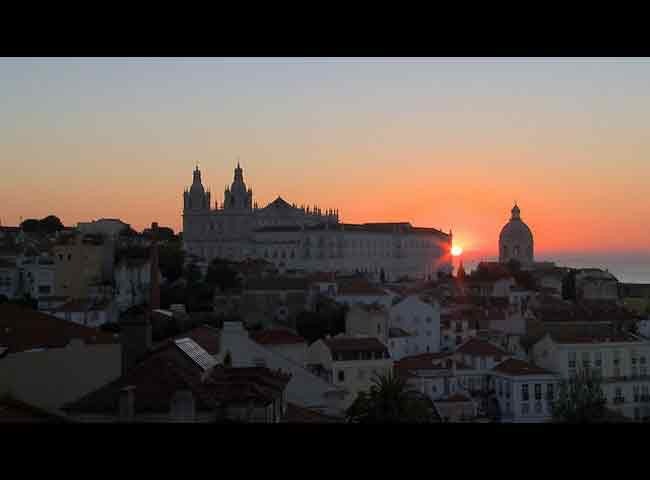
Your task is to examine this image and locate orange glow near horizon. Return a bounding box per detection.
[2,60,650,259]
[451,246,463,257]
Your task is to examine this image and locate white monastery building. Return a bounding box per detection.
[182,163,453,281]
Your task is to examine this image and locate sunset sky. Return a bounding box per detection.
[1,58,649,263]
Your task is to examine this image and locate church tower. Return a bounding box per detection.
[184,165,210,211]
[223,162,253,211]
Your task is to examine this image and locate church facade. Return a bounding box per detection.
[182,164,453,281]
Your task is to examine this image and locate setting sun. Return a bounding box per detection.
[451,245,463,257]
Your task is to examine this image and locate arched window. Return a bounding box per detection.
[513,245,520,257]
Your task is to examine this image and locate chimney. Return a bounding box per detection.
[119,386,135,422]
[150,222,160,310]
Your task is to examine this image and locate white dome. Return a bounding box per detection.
[499,204,534,265]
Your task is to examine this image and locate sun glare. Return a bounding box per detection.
[451,245,463,257]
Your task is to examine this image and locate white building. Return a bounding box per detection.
[21,255,56,299]
[531,325,650,420]
[489,358,559,423]
[388,295,441,358]
[306,336,393,408]
[114,257,157,312]
[216,322,348,416]
[575,268,619,301]
[182,164,453,281]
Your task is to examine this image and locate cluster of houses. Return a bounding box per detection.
[0,219,165,327]
[2,217,650,422]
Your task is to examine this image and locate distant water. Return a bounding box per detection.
[460,252,650,284]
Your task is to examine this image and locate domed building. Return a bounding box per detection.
[499,204,534,266]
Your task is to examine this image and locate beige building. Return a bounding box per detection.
[0,304,121,410]
[52,233,115,299]
[345,303,389,344]
[306,336,393,408]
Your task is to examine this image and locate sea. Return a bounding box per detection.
[461,252,650,284]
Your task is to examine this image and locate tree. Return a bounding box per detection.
[20,219,40,233]
[20,216,64,234]
[346,372,438,423]
[205,258,240,292]
[39,215,64,234]
[552,369,609,423]
[158,241,185,284]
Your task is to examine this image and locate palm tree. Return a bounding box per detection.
[346,372,438,423]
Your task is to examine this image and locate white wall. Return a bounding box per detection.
[390,296,440,355]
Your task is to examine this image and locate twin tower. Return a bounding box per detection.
[183,163,252,212]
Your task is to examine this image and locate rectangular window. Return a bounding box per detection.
[568,351,577,371]
[546,384,554,401]
[535,401,542,414]
[615,387,623,404]
[522,403,530,415]
[337,370,345,382]
[534,384,542,401]
[634,385,640,402]
[522,384,529,402]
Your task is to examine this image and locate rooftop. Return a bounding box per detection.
[492,358,553,376]
[251,329,306,346]
[0,304,118,354]
[456,338,508,358]
[245,277,308,291]
[324,337,389,355]
[63,341,291,415]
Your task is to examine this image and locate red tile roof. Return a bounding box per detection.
[395,352,453,371]
[63,343,291,415]
[251,329,306,346]
[0,304,118,354]
[492,358,553,376]
[324,337,388,355]
[456,338,508,357]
